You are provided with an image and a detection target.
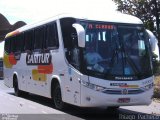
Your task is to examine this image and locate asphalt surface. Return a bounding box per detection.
[0,79,160,120]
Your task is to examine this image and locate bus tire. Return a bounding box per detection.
[53,83,66,110]
[13,77,22,97]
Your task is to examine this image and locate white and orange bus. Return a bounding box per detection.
[4,13,154,110]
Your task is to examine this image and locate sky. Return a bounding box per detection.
[0,0,117,57]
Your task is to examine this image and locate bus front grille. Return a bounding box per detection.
[102,88,144,95]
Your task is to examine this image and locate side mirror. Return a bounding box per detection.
[152,52,160,75]
[72,23,85,48]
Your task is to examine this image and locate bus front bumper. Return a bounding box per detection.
[80,86,153,108]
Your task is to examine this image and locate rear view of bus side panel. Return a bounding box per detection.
[3,37,13,88]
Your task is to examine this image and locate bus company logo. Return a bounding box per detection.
[26,53,51,65]
[115,76,134,80]
[26,53,53,81]
[110,83,127,87]
[121,89,128,95]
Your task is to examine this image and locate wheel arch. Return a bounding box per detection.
[13,72,18,87]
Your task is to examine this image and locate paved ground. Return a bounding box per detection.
[0,80,160,120]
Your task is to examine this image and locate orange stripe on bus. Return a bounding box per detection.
[38,64,53,74]
[8,54,17,65]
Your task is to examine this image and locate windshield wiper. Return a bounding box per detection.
[106,42,141,77]
[122,43,141,76]
[124,52,141,75]
[106,41,121,75]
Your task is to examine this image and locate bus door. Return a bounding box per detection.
[63,47,81,106]
[64,66,81,106]
[60,18,81,105]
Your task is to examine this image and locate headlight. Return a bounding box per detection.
[81,80,106,92]
[141,83,154,91]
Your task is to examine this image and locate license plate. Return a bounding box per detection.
[118,98,130,103]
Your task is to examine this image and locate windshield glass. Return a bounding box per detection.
[80,21,152,80]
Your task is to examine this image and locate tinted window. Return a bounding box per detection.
[10,37,15,53]
[24,30,34,51]
[13,34,24,53]
[60,18,79,69]
[34,26,45,50]
[18,33,25,52]
[4,38,10,54]
[46,22,59,49]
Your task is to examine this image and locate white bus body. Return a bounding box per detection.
[3,13,154,109]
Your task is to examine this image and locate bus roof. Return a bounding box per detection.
[59,12,143,24]
[5,12,143,38]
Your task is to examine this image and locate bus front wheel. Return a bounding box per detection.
[53,83,66,110]
[13,77,22,97]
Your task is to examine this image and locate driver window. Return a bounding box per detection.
[70,32,80,69]
[60,18,80,70]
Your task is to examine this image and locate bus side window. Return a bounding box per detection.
[14,34,23,53]
[34,26,45,51]
[24,30,34,52]
[60,18,80,69]
[60,18,77,61]
[46,22,59,50]
[70,30,80,69]
[10,37,15,53]
[4,38,10,54]
[20,33,25,52]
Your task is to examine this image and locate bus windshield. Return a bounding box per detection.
[80,21,153,80]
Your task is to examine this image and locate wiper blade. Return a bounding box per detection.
[123,50,141,76]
